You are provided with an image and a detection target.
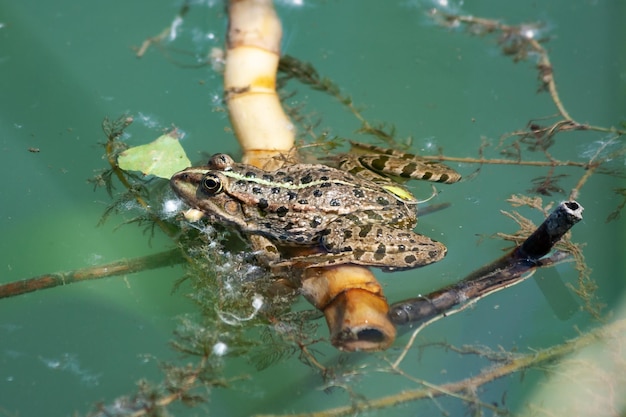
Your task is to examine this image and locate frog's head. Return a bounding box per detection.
[170,166,248,228]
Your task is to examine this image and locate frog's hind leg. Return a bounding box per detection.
[314,225,447,271]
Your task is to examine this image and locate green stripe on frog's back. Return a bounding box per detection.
[219,168,358,191]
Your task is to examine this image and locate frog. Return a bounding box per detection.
[170,144,460,272]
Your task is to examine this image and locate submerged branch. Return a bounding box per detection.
[253,317,626,417]
[0,249,185,299]
[389,201,583,329]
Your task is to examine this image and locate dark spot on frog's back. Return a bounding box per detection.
[300,173,313,184]
[404,254,417,264]
[358,224,372,238]
[329,199,341,207]
[431,247,447,258]
[312,189,323,197]
[245,171,256,178]
[353,188,365,198]
[374,252,386,261]
[276,206,289,217]
[309,216,322,228]
[258,198,269,210]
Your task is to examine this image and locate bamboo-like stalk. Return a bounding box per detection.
[225,0,397,351]
[225,0,296,169]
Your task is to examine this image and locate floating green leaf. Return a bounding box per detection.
[118,130,191,179]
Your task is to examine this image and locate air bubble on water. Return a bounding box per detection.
[122,199,142,212]
[217,294,265,325]
[276,0,307,8]
[519,25,537,40]
[209,88,224,106]
[168,15,184,42]
[212,341,228,356]
[408,0,465,19]
[252,294,264,312]
[136,112,161,129]
[40,353,101,386]
[578,137,620,163]
[162,198,183,218]
[419,136,438,153]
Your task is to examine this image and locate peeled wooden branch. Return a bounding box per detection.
[300,265,396,351]
[389,201,583,327]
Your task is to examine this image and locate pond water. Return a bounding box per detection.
[1,1,624,416]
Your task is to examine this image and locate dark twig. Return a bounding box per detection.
[389,201,583,327]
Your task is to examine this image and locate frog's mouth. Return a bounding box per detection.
[170,167,209,201]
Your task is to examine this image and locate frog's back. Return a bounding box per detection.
[223,163,403,216]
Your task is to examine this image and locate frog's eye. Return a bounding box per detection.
[202,174,223,194]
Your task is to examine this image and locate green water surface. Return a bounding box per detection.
[1,1,624,416]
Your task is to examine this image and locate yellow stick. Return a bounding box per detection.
[225,0,296,168]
